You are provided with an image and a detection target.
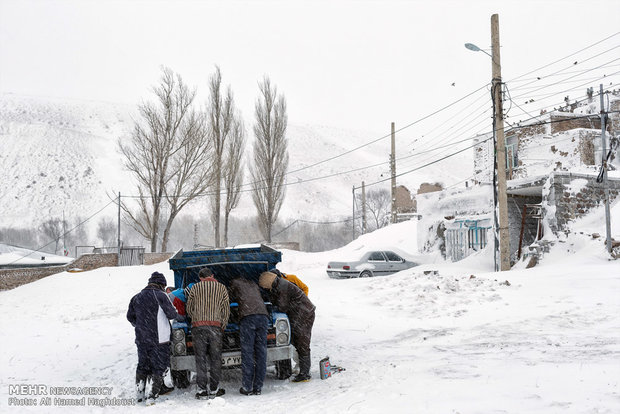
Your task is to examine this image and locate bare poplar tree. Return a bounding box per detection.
[206,66,235,247]
[250,77,288,243]
[119,67,207,252]
[222,118,245,246]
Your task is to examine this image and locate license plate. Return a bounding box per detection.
[329,271,341,277]
[221,355,242,367]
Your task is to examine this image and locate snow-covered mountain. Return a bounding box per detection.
[0,93,473,232]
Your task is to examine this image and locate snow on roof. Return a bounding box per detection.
[0,243,72,266]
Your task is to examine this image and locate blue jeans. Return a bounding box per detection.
[240,314,269,391]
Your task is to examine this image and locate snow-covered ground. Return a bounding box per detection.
[1,207,619,413]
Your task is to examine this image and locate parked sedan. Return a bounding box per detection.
[326,250,417,279]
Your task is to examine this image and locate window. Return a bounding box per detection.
[467,227,488,250]
[384,251,403,262]
[367,252,386,261]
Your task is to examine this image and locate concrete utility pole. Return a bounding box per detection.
[352,185,356,241]
[491,14,511,271]
[362,181,367,234]
[117,192,121,265]
[599,84,613,253]
[390,122,397,224]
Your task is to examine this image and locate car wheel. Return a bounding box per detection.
[171,369,191,388]
[275,359,292,380]
[359,270,372,278]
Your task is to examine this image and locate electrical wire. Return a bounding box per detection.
[507,32,620,84]
[4,198,118,266]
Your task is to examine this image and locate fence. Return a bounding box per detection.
[119,247,145,266]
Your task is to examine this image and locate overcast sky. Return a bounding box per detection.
[1,0,618,135]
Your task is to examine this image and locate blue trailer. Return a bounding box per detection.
[167,245,294,387]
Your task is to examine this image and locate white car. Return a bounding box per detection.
[326,250,417,279]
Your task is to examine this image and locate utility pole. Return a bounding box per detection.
[193,223,199,249]
[390,122,397,224]
[599,84,612,253]
[62,210,66,256]
[117,192,121,265]
[362,181,367,234]
[352,185,356,241]
[491,14,511,271]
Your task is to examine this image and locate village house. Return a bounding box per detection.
[417,89,620,265]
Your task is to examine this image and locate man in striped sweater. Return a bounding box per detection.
[185,267,230,399]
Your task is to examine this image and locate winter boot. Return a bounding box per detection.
[135,374,147,403]
[292,355,312,382]
[195,389,211,400]
[145,375,163,405]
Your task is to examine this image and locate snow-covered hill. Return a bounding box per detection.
[0,93,472,233]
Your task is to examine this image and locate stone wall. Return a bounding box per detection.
[545,172,620,234]
[144,252,174,265]
[395,185,415,213]
[73,253,118,270]
[0,265,70,291]
[0,253,118,291]
[550,113,601,134]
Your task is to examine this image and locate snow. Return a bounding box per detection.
[1,215,619,413]
[0,244,73,266]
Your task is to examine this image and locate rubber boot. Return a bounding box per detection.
[136,373,147,402]
[146,375,163,405]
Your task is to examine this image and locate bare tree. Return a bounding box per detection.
[250,77,288,242]
[222,118,245,246]
[119,67,207,252]
[40,218,63,254]
[160,109,214,251]
[358,188,391,231]
[97,217,117,247]
[206,66,235,247]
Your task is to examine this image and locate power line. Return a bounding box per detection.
[507,32,620,83]
[4,198,118,266]
[511,56,620,100]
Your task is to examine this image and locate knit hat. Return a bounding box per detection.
[148,271,167,286]
[259,272,277,289]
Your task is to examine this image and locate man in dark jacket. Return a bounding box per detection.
[259,271,316,382]
[127,272,184,404]
[229,276,269,395]
[185,267,230,399]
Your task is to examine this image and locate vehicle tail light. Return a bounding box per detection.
[343,266,350,270]
[328,265,331,268]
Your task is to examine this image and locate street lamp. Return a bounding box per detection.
[464,43,492,58]
[466,14,511,272]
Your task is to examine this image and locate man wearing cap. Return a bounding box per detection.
[185,267,230,399]
[127,271,184,405]
[259,271,316,382]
